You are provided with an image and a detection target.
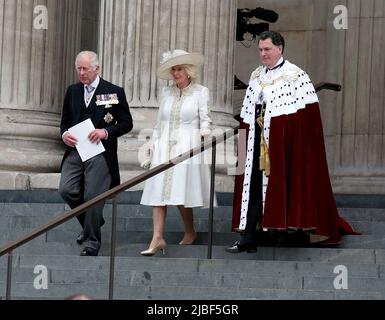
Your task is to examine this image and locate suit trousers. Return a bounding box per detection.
[59,150,111,251]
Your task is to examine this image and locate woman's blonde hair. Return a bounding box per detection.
[181,64,198,81]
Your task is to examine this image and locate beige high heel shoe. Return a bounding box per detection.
[140,239,167,256]
[179,233,197,245]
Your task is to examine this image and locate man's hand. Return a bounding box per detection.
[63,132,78,148]
[88,129,107,144]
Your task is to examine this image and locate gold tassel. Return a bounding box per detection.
[259,136,270,177]
[259,134,266,170]
[256,106,270,177]
[264,140,270,176]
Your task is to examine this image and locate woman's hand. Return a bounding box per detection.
[140,143,154,169]
[200,128,211,137]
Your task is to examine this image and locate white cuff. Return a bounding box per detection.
[62,131,69,141]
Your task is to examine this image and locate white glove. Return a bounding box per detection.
[200,128,211,137]
[140,159,152,170]
[140,144,154,169]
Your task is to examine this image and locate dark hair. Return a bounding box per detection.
[258,31,285,53]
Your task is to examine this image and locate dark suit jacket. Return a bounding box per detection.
[60,77,133,187]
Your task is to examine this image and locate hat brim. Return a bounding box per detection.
[157,53,204,80]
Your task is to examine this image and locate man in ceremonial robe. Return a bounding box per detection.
[227,31,357,253]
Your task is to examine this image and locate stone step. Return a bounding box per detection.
[0,227,379,254]
[43,228,375,248]
[2,228,381,257]
[2,268,385,293]
[3,255,383,278]
[0,215,236,233]
[45,229,238,246]
[1,254,384,300]
[2,202,384,222]
[338,208,385,221]
[0,210,383,242]
[0,269,302,290]
[0,203,381,248]
[0,190,234,206]
[0,204,382,241]
[3,241,383,263]
[2,190,385,209]
[1,275,384,300]
[1,281,383,300]
[107,245,381,263]
[335,235,385,249]
[0,203,233,218]
[348,221,385,235]
[3,234,385,260]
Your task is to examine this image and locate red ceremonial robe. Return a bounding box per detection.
[232,58,359,244]
[232,103,358,244]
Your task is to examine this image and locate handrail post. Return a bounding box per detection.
[6,252,13,300]
[108,196,118,300]
[207,136,216,259]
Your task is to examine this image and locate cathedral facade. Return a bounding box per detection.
[0,0,383,195]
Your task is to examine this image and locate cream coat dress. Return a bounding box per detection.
[140,83,216,207]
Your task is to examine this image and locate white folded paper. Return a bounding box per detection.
[68,119,105,162]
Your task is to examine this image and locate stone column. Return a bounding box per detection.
[0,0,82,189]
[325,0,385,194]
[98,0,237,190]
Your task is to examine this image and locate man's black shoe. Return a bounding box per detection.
[76,231,84,245]
[225,240,257,253]
[80,247,98,256]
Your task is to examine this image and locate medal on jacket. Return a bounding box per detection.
[104,112,114,124]
[96,93,119,108]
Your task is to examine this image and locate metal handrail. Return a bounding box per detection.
[0,82,340,300]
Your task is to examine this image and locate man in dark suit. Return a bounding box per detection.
[59,51,133,256]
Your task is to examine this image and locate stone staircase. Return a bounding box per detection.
[0,190,384,300]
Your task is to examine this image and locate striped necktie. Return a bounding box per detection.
[85,85,94,105]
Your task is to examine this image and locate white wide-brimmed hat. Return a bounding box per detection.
[157,49,204,80]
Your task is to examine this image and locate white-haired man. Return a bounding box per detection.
[59,51,132,256]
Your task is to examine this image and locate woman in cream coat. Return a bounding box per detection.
[140,49,216,256]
